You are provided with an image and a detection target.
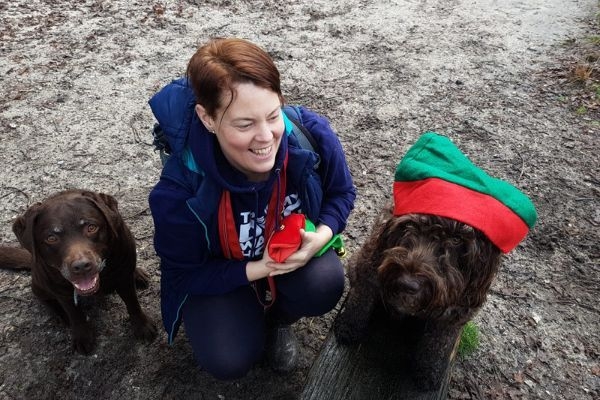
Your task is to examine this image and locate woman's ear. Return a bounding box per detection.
[195,104,215,133]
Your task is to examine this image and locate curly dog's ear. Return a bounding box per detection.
[80,191,123,239]
[12,202,43,256]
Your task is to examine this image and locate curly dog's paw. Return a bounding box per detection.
[410,359,447,390]
[333,309,369,345]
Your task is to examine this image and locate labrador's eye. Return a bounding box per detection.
[45,234,58,244]
[87,224,99,234]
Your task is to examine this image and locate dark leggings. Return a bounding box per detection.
[181,250,345,380]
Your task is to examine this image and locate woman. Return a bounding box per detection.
[148,38,356,380]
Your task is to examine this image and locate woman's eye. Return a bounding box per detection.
[87,224,99,234]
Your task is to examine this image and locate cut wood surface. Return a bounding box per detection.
[300,313,456,400]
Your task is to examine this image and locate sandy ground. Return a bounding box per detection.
[0,0,599,399]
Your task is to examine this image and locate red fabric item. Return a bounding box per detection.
[393,178,530,253]
[267,213,306,263]
[218,190,244,260]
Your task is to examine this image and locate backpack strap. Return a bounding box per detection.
[282,105,321,170]
[282,105,319,155]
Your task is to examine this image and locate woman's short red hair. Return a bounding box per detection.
[186,38,284,117]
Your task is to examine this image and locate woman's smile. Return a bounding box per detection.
[251,145,273,157]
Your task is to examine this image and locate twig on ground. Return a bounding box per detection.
[466,374,486,400]
[0,187,30,203]
[516,151,526,181]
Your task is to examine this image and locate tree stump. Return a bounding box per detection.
[300,310,458,400]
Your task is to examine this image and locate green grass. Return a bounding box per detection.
[458,321,480,358]
[587,35,600,44]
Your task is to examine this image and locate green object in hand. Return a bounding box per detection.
[304,219,346,258]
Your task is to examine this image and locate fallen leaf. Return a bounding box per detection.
[513,371,525,384]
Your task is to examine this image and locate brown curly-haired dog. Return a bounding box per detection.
[334,206,502,387]
[335,132,536,389]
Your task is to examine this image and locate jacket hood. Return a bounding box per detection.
[149,78,196,156]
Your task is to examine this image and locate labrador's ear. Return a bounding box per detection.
[81,191,123,239]
[94,192,120,213]
[12,202,43,255]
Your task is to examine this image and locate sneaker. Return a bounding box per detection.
[266,324,299,373]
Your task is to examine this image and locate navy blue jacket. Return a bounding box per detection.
[148,78,356,343]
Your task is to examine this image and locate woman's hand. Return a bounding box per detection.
[267,224,333,276]
[246,253,276,282]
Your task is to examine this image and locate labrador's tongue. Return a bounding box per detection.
[73,275,99,294]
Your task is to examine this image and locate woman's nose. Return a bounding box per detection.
[255,122,273,141]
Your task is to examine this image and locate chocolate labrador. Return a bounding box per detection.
[0,189,157,354]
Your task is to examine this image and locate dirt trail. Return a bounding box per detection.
[1,1,598,399]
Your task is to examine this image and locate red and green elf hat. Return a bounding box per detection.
[393,132,537,253]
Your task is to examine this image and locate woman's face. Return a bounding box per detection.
[196,82,284,182]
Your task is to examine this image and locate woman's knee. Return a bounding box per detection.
[307,251,345,297]
[197,349,261,380]
[278,251,345,316]
[187,322,264,380]
[308,272,344,314]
